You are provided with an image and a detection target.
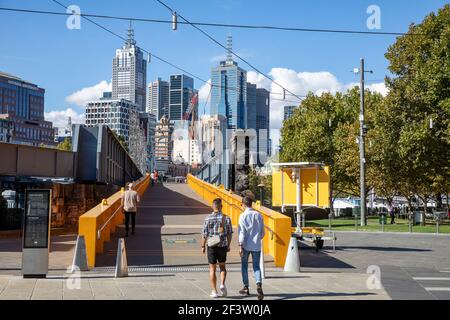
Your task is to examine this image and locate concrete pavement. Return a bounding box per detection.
[1,182,449,299]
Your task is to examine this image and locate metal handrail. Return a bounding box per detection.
[97,205,123,240]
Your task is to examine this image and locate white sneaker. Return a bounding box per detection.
[219,285,227,297]
[210,291,219,298]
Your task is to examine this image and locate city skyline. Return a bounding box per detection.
[0,0,447,150]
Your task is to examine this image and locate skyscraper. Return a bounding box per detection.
[112,23,147,111]
[256,88,270,159]
[147,78,169,120]
[0,71,54,146]
[284,105,297,120]
[169,74,196,121]
[245,82,256,130]
[210,36,247,129]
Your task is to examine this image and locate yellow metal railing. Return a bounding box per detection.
[187,174,292,267]
[79,173,151,268]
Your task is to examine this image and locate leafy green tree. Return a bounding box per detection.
[384,4,450,223]
[56,137,72,151]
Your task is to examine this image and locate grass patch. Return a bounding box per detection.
[306,216,450,234]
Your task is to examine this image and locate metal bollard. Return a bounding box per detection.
[381,218,385,232]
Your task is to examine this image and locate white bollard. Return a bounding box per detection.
[115,238,128,277]
[260,240,265,279]
[284,236,301,273]
[71,235,89,272]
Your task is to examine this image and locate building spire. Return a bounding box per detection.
[226,35,233,63]
[127,20,136,47]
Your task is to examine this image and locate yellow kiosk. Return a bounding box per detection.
[271,162,335,252]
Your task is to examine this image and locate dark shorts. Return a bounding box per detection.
[207,246,227,264]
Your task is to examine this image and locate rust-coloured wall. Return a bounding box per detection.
[51,183,118,228]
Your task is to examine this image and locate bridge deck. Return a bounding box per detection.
[95,182,266,268]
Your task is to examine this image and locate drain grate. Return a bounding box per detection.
[92,266,280,273]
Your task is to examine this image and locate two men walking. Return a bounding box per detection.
[201,196,265,300]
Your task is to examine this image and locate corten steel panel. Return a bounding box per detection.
[0,143,18,175]
[0,142,74,178]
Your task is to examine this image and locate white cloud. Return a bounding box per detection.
[65,80,111,107]
[44,108,85,128]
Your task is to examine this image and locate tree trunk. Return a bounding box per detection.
[420,196,427,226]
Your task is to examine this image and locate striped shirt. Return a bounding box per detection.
[202,212,233,247]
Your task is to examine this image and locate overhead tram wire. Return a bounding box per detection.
[47,0,304,106]
[155,0,304,102]
[0,7,419,36]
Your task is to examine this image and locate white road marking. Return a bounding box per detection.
[423,287,450,292]
[413,277,450,281]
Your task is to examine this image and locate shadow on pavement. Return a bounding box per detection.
[95,183,211,267]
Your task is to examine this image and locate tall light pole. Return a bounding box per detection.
[354,58,372,226]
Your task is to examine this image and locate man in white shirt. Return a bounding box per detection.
[238,196,265,300]
[121,182,140,237]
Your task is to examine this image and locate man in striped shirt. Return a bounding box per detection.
[201,198,233,298]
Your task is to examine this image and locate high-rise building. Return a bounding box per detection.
[0,71,54,146]
[147,78,169,120]
[154,115,173,175]
[246,82,257,130]
[85,98,138,144]
[210,36,247,129]
[284,105,297,121]
[169,74,197,121]
[139,112,157,172]
[256,88,270,160]
[112,23,147,111]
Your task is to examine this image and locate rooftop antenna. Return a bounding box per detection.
[226,35,233,63]
[127,20,136,47]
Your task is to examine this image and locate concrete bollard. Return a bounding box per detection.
[284,236,301,273]
[115,238,128,278]
[260,240,265,279]
[71,235,89,272]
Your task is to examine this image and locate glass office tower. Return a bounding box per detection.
[210,59,247,130]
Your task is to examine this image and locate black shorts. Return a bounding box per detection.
[207,246,227,264]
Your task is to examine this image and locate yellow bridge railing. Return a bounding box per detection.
[187,174,292,267]
[79,174,151,268]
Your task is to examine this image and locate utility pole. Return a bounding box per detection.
[354,58,372,226]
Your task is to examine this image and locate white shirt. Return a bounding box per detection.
[238,208,265,252]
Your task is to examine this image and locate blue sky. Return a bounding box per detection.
[0,0,447,134]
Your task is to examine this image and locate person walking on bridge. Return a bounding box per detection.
[201,198,233,298]
[121,182,140,237]
[238,196,265,300]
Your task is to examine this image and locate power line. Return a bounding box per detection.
[0,6,418,36]
[155,0,304,101]
[47,0,304,106]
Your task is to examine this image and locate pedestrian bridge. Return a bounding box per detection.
[79,174,291,269]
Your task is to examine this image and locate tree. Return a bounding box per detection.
[56,137,72,151]
[384,4,450,224]
[280,88,384,208]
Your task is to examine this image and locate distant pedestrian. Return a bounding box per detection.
[153,170,159,185]
[150,172,155,187]
[121,182,140,237]
[238,196,265,300]
[201,198,233,298]
[388,202,395,224]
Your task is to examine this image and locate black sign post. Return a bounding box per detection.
[22,189,52,278]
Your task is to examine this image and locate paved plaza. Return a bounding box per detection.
[0,183,449,300]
